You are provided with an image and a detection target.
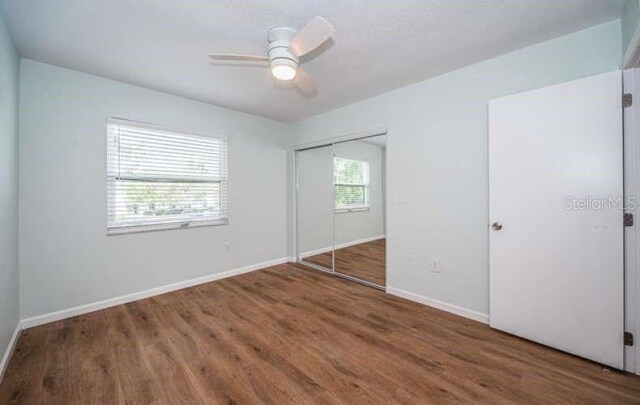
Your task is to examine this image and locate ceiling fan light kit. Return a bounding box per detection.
[268,27,298,81]
[271,62,297,80]
[208,16,335,91]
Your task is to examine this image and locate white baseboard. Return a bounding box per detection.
[387,287,489,324]
[0,321,22,384]
[22,257,290,329]
[300,246,333,258]
[300,234,385,259]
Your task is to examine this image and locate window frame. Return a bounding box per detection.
[106,118,229,235]
[333,156,370,213]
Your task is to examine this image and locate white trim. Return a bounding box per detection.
[335,234,385,250]
[387,287,489,324]
[623,69,639,374]
[293,150,299,265]
[300,246,333,258]
[0,321,22,384]
[334,206,370,214]
[294,127,387,151]
[107,218,229,235]
[299,234,385,259]
[21,257,290,329]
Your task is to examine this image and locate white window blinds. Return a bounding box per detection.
[107,118,228,234]
[334,157,369,211]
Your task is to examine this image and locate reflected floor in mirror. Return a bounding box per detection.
[335,238,385,286]
[305,238,385,286]
[302,252,333,270]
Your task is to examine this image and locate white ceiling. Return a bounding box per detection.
[0,0,624,122]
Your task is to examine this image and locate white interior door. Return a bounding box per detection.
[489,71,624,369]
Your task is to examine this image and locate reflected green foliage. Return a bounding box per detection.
[334,157,368,209]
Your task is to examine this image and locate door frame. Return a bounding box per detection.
[623,68,640,375]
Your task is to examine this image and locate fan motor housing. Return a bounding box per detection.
[268,27,298,70]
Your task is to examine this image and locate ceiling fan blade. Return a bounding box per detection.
[295,67,318,96]
[290,16,335,58]
[208,54,269,62]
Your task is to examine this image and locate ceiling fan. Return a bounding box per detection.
[208,16,335,94]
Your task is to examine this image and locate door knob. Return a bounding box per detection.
[492,222,503,231]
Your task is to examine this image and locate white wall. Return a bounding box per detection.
[19,60,290,319]
[289,21,622,316]
[0,11,20,373]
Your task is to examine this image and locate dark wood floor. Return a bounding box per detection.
[302,249,333,269]
[335,238,385,286]
[2,263,640,404]
[304,238,386,286]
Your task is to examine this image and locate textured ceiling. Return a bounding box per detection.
[0,0,624,122]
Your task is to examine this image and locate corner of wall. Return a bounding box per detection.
[15,54,23,323]
[0,7,23,382]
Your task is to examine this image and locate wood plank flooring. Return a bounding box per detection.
[301,250,333,270]
[2,263,640,404]
[335,238,385,286]
[304,238,386,286]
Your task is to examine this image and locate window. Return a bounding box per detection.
[334,157,369,212]
[107,118,228,234]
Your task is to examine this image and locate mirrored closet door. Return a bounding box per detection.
[333,135,386,287]
[296,134,387,288]
[296,145,334,271]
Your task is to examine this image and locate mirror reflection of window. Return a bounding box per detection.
[334,157,369,212]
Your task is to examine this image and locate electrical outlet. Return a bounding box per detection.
[431,258,440,273]
[224,241,230,253]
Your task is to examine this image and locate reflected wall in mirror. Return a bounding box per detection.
[333,135,386,286]
[296,145,334,270]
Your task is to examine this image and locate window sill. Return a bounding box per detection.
[334,207,370,214]
[107,218,229,235]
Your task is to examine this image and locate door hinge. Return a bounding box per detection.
[625,332,634,346]
[625,213,634,227]
[623,93,633,108]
